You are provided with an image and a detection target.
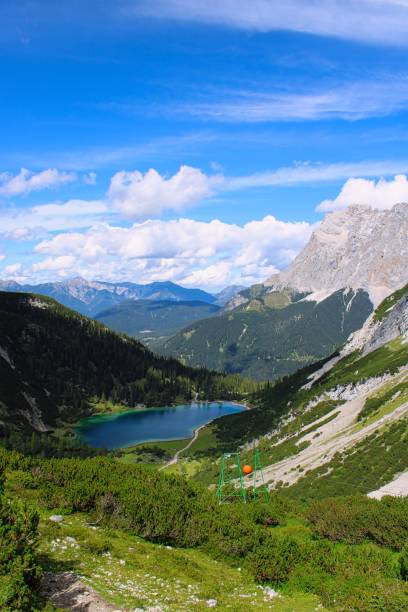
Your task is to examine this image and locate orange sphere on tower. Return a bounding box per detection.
[242,464,253,475]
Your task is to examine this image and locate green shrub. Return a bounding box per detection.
[308,495,408,550]
[400,543,408,580]
[2,447,407,611]
[246,532,313,583]
[0,496,42,611]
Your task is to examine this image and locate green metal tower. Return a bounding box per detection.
[217,452,247,504]
[252,449,270,502]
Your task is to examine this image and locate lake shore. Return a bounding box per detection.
[75,401,246,450]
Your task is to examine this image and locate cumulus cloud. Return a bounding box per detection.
[32,215,313,290]
[108,165,218,219]
[135,0,408,47]
[32,255,76,272]
[0,168,76,197]
[6,160,408,288]
[316,174,408,212]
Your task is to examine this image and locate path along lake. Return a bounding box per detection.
[76,401,245,449]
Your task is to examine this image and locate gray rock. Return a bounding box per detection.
[265,203,408,306]
[364,293,408,354]
[49,515,64,523]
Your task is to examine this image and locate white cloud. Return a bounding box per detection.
[175,80,408,123]
[317,174,408,211]
[0,168,76,197]
[31,215,313,291]
[3,263,22,275]
[32,255,76,272]
[4,227,48,242]
[108,165,218,219]
[225,160,408,190]
[135,0,408,46]
[0,199,110,235]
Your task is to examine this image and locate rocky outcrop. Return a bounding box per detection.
[265,203,408,306]
[363,293,408,354]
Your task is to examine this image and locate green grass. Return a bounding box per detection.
[38,512,323,611]
[357,375,408,425]
[119,438,190,463]
[325,338,408,387]
[184,423,219,457]
[374,283,408,321]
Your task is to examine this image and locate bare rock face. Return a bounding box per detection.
[338,287,408,358]
[363,293,408,354]
[266,203,408,306]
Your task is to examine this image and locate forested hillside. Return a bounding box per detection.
[0,292,254,433]
[162,288,373,380]
[95,298,220,348]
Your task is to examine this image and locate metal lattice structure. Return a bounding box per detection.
[217,452,247,504]
[252,449,270,503]
[217,449,270,503]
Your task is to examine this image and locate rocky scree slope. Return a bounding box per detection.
[244,284,408,497]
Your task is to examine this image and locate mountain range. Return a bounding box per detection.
[161,204,408,380]
[1,204,407,385]
[0,278,243,318]
[0,278,221,317]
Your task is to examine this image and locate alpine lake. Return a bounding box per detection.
[76,401,245,449]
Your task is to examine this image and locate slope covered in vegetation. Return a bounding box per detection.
[95,298,220,348]
[0,286,407,610]
[1,449,408,611]
[171,284,408,499]
[0,292,255,434]
[161,288,372,381]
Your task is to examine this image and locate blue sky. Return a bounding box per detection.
[1,1,408,290]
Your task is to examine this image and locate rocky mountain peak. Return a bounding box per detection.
[265,203,408,305]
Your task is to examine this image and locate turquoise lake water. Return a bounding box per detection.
[76,401,245,449]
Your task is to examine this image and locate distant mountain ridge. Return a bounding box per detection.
[96,299,221,348]
[0,278,216,316]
